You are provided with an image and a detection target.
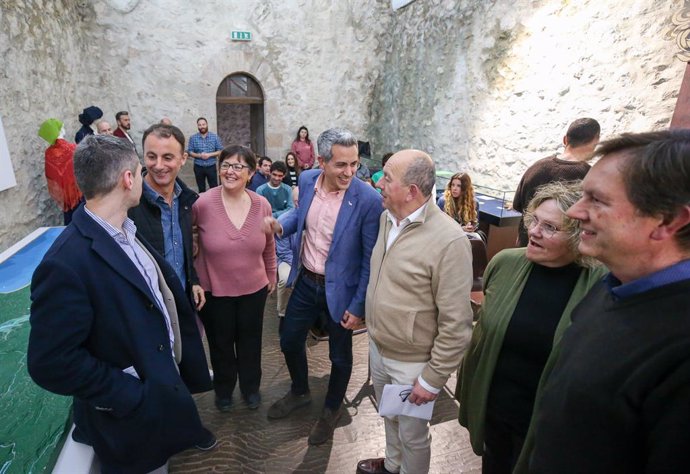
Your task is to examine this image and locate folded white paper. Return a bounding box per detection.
[378,384,435,420]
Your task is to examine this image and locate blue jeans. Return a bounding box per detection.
[280,272,353,410]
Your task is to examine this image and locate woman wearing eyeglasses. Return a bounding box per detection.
[456,180,606,474]
[193,145,276,412]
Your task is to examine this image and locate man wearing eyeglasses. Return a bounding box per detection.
[357,149,473,474]
[528,130,690,473]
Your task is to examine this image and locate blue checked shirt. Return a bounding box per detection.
[187,132,223,167]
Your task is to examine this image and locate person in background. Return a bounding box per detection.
[187,117,223,192]
[28,135,215,474]
[97,120,113,135]
[248,156,272,191]
[113,111,136,151]
[282,151,300,187]
[528,130,690,473]
[256,161,294,218]
[193,145,276,412]
[456,180,605,474]
[438,172,483,240]
[74,105,103,144]
[291,125,315,170]
[160,117,173,125]
[356,160,371,184]
[275,187,300,318]
[38,118,83,225]
[371,152,393,191]
[512,118,600,246]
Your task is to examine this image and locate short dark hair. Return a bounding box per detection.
[596,130,690,250]
[566,118,600,148]
[74,135,139,199]
[219,145,257,171]
[142,124,186,154]
[197,117,207,124]
[115,111,129,121]
[382,152,394,167]
[271,161,287,174]
[258,156,272,167]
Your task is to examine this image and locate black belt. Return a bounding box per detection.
[301,267,326,286]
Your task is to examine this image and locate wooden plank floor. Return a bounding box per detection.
[169,290,481,473]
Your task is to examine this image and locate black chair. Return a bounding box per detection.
[470,237,488,292]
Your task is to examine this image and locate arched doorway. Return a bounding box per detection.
[216,73,265,156]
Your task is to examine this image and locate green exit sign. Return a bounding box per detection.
[231,31,252,41]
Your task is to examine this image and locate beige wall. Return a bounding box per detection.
[0,0,686,250]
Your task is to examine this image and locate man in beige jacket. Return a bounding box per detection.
[356,150,474,474]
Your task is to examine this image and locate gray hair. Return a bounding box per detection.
[74,135,139,199]
[526,180,597,267]
[317,128,358,162]
[402,155,436,198]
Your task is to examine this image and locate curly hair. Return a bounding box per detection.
[443,173,477,225]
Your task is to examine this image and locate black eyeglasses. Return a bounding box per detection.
[220,162,250,172]
[523,212,563,238]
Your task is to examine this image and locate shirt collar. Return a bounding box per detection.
[143,178,181,205]
[314,173,342,197]
[387,202,427,228]
[606,258,690,300]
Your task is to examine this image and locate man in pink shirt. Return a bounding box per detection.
[263,128,383,446]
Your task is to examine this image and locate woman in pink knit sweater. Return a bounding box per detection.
[193,145,277,412]
[290,125,315,170]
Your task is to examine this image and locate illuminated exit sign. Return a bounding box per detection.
[231,31,252,41]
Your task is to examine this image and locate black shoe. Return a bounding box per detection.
[195,428,218,451]
[215,396,233,413]
[267,390,312,419]
[244,392,261,410]
[308,406,342,445]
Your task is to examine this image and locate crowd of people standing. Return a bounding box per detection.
[28,114,690,474]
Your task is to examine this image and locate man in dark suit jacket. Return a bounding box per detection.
[263,128,383,446]
[28,135,214,474]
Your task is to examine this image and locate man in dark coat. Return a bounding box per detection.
[28,135,215,474]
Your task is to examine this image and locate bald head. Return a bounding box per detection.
[97,121,112,135]
[391,149,435,198]
[377,149,435,221]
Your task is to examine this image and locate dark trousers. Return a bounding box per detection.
[280,272,353,411]
[482,413,527,474]
[199,287,267,399]
[193,164,218,192]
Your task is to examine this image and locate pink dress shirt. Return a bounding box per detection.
[302,174,345,275]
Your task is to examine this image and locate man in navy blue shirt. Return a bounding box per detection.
[528,130,690,473]
[186,117,223,192]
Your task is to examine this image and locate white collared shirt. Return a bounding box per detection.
[386,203,427,251]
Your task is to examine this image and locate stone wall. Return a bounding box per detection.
[0,0,103,249]
[368,0,686,191]
[0,0,390,251]
[0,0,687,250]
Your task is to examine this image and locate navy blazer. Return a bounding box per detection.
[28,206,212,474]
[279,170,383,322]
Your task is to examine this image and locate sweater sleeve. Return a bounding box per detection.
[262,201,277,285]
[421,236,474,389]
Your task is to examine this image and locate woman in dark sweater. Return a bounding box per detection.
[456,180,606,474]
